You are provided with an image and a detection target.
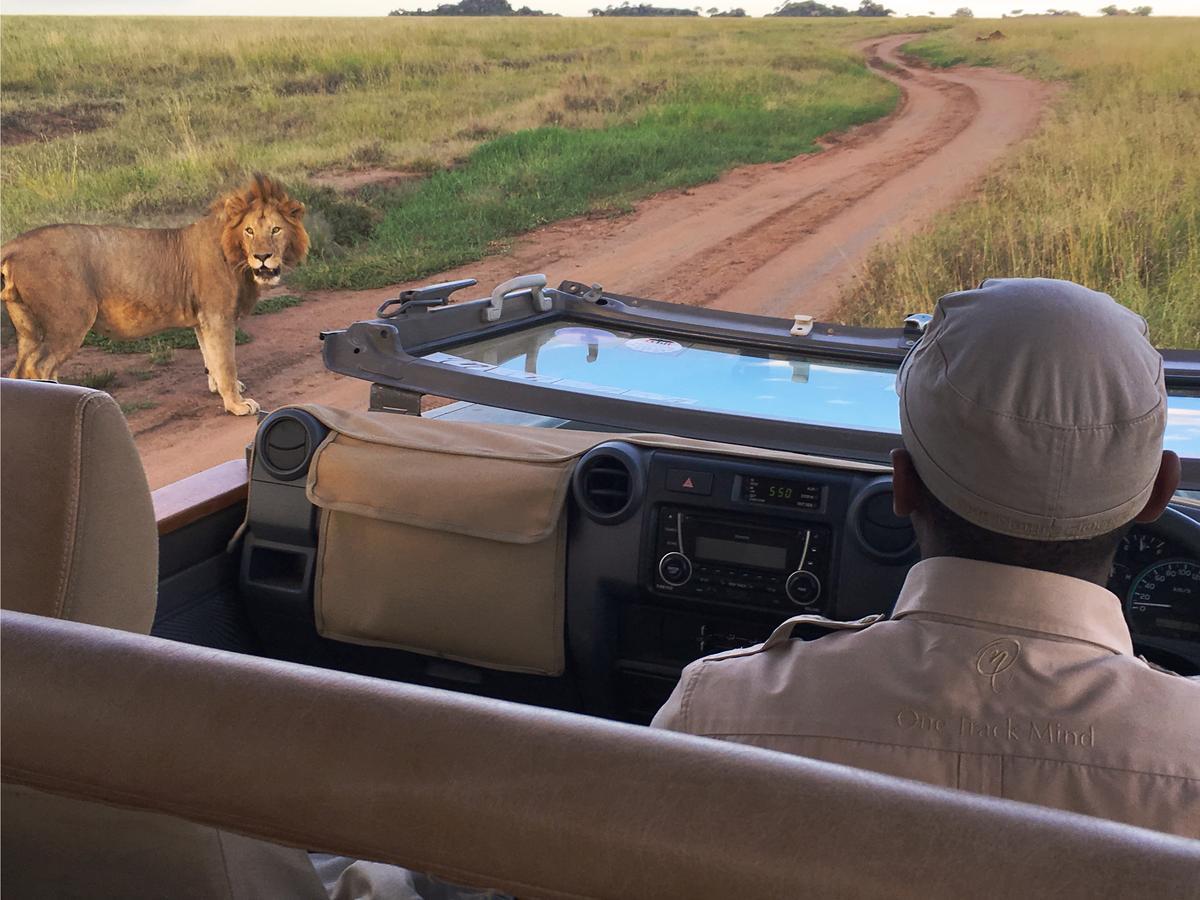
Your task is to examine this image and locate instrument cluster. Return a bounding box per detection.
[1108,528,1200,647]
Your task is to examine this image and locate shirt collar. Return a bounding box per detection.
[891,557,1134,656]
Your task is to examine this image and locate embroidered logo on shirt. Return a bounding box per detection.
[975,638,1020,693]
[895,708,1098,748]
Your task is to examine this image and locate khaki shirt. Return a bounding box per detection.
[652,557,1200,838]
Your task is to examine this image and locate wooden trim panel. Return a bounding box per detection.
[152,459,248,536]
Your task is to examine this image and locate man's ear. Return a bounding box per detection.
[1132,451,1181,523]
[891,448,922,517]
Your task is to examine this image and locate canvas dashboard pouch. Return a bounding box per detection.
[293,405,602,675]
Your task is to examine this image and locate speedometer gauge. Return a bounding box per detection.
[1126,560,1200,641]
[1108,531,1170,598]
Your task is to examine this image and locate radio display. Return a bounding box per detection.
[695,536,788,571]
[742,476,823,510]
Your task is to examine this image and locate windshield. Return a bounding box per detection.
[433,320,1200,460]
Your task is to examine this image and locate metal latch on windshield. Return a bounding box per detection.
[376,278,478,318]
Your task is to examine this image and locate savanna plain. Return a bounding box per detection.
[0,13,1197,412]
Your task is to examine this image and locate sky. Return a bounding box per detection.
[4,0,1199,16]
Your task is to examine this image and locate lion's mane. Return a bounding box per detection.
[217,173,309,276]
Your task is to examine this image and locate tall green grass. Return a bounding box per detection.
[835,18,1200,349]
[296,58,899,289]
[2,15,915,290]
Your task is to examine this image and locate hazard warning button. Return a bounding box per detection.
[666,468,713,496]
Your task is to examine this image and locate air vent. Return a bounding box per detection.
[573,443,643,524]
[849,478,918,562]
[256,410,328,481]
[262,418,309,473]
[578,455,632,516]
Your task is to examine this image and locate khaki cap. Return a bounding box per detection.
[897,278,1166,541]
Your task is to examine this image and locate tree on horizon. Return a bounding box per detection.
[589,3,701,14]
[389,0,553,15]
[770,0,893,15]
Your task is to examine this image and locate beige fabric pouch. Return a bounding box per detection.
[295,405,602,675]
[284,404,888,676]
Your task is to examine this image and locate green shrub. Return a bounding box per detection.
[253,294,305,315]
[84,327,252,354]
[65,369,118,390]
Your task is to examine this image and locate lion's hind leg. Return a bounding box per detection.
[22,343,78,382]
[10,338,39,379]
[3,298,46,379]
[2,261,94,382]
[9,311,73,381]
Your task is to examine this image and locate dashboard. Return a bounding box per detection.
[565,442,1200,720]
[239,412,1200,726]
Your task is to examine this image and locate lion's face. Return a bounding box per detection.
[220,177,309,287]
[232,207,297,286]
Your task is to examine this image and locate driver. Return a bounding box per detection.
[652,278,1199,838]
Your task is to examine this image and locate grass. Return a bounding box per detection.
[834,18,1200,349]
[1,16,922,290]
[297,78,901,289]
[58,366,157,416]
[150,346,174,366]
[118,399,158,415]
[63,368,118,390]
[83,327,252,354]
[253,294,305,315]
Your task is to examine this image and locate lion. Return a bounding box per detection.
[0,173,308,415]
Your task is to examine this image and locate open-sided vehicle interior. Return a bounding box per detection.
[3,277,1200,898]
[260,276,1200,699]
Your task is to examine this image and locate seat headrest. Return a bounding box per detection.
[1,379,157,634]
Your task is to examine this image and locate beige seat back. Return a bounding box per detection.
[1,784,327,900]
[0,379,326,900]
[4,609,1198,900]
[0,378,156,633]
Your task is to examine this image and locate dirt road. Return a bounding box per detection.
[34,34,1049,488]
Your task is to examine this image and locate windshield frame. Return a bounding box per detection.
[321,280,1200,488]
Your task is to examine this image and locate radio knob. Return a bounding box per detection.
[785,570,821,606]
[658,552,693,587]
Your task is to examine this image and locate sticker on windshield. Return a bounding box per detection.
[624,337,684,355]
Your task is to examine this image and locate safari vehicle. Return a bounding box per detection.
[3,274,1200,898]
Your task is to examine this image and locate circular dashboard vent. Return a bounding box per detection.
[850,478,918,562]
[256,410,328,481]
[573,443,643,524]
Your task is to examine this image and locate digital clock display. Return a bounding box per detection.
[743,476,823,510]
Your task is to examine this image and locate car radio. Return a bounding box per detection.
[651,505,831,613]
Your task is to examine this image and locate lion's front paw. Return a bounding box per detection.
[209,375,246,394]
[225,397,261,416]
